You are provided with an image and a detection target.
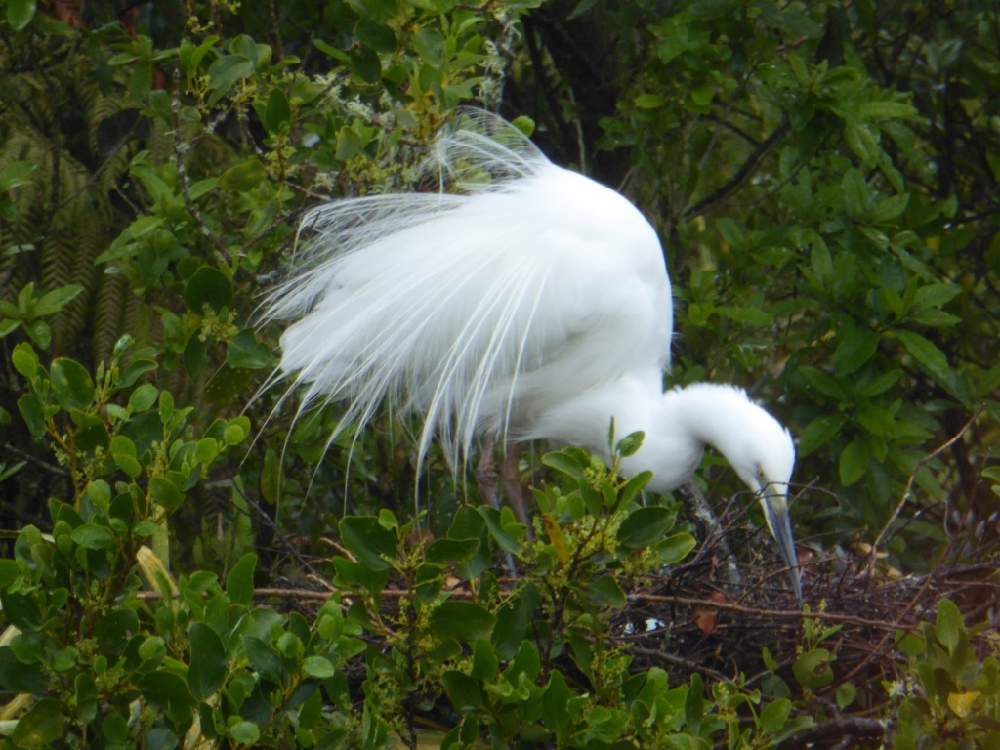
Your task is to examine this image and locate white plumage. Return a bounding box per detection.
[263,109,802,601]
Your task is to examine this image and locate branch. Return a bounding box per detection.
[867,405,982,568]
[683,113,790,218]
[779,716,888,750]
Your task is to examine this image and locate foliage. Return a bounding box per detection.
[893,600,1000,750]
[0,0,998,749]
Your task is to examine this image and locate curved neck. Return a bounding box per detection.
[670,383,761,454]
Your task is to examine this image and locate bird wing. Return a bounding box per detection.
[264,111,671,469]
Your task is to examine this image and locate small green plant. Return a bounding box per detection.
[892,599,1000,749]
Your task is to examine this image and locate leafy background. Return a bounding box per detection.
[0,0,998,748]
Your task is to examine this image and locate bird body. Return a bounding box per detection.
[265,109,802,600]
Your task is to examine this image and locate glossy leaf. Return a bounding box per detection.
[188,622,227,699]
[617,506,676,549]
[50,358,95,411]
[429,601,496,643]
[339,516,396,570]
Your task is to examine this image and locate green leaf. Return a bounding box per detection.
[34,284,82,316]
[656,532,697,564]
[71,523,115,550]
[615,430,645,457]
[50,358,95,410]
[617,506,676,549]
[226,552,257,605]
[102,712,128,744]
[836,682,856,710]
[243,636,283,682]
[335,126,363,161]
[339,516,396,570]
[0,647,47,692]
[833,325,880,375]
[230,721,261,744]
[0,160,35,190]
[149,477,182,514]
[11,698,62,748]
[425,537,480,565]
[207,54,255,90]
[471,639,498,681]
[913,282,962,310]
[227,329,272,369]
[18,394,46,438]
[185,266,233,313]
[75,674,98,722]
[218,159,267,191]
[441,670,482,711]
[760,698,791,733]
[0,590,42,631]
[717,305,773,325]
[869,192,910,224]
[798,414,847,457]
[23,318,50,348]
[350,46,381,83]
[543,670,576,744]
[477,506,523,555]
[263,86,291,134]
[193,437,220,464]
[0,559,18,588]
[896,330,952,385]
[138,669,196,725]
[936,598,962,652]
[355,20,397,53]
[839,438,868,486]
[11,342,39,378]
[128,383,158,413]
[584,575,627,606]
[542,450,587,480]
[302,655,336,679]
[429,601,496,643]
[635,93,665,109]
[188,622,227,699]
[857,101,917,119]
[792,648,834,689]
[0,318,20,337]
[6,0,36,31]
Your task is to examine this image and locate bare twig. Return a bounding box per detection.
[867,406,982,568]
[682,113,790,218]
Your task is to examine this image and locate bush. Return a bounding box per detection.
[1,1,998,748]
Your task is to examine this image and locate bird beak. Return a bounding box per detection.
[759,487,803,603]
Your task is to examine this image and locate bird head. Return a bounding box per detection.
[725,416,802,602]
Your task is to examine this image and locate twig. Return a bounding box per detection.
[627,646,730,683]
[0,441,68,476]
[867,406,982,569]
[633,592,912,633]
[682,113,790,218]
[779,716,887,750]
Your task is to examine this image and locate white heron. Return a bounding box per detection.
[263,109,802,601]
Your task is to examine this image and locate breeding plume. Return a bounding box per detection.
[264,109,802,600]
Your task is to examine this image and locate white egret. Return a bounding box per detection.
[263,109,802,601]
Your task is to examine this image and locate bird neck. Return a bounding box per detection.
[667,382,769,475]
[671,381,750,437]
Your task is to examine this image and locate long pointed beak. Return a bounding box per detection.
[760,488,803,603]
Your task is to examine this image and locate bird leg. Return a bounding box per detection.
[478,433,520,577]
[684,481,743,594]
[477,432,501,512]
[500,441,530,530]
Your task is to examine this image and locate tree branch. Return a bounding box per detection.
[683,113,791,218]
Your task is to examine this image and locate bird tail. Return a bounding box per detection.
[259,109,554,470]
